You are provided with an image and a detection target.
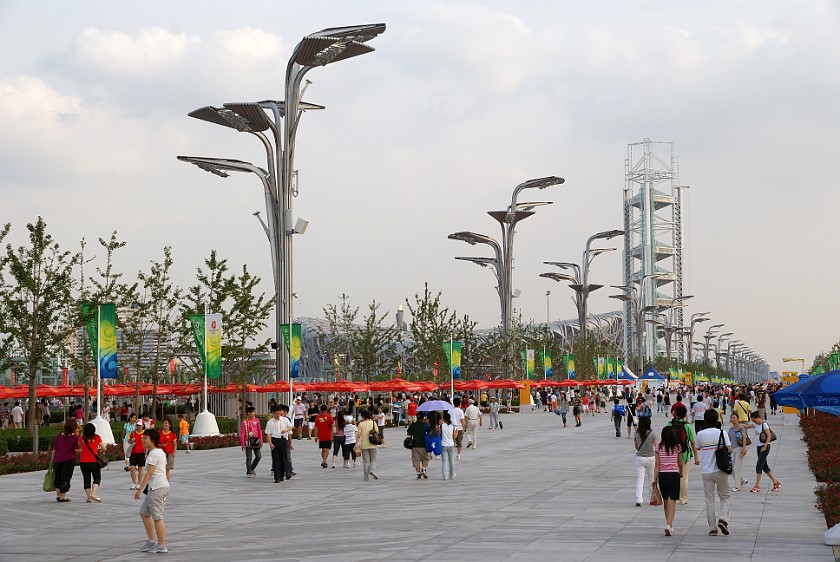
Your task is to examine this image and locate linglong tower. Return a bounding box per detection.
[622,139,685,367]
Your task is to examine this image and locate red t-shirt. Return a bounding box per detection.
[314,414,334,441]
[79,435,102,463]
[131,430,146,454]
[159,430,177,454]
[670,401,684,417]
[407,402,417,416]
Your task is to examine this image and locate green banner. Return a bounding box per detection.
[280,323,302,379]
[526,349,535,379]
[99,303,118,379]
[543,349,552,378]
[190,313,222,378]
[81,302,98,357]
[563,354,576,379]
[597,356,605,379]
[607,358,615,378]
[442,341,462,379]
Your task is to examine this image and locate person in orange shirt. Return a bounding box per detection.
[158,418,178,481]
[177,414,191,453]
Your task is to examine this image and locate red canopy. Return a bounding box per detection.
[369,378,422,393]
[485,379,526,389]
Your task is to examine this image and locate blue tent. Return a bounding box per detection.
[618,366,638,380]
[774,371,840,415]
[637,365,665,381]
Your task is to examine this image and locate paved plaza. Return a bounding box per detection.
[0,408,832,561]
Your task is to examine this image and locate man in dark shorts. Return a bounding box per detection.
[292,398,306,439]
[314,405,334,468]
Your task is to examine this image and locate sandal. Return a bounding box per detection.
[772,482,782,492]
[749,486,761,493]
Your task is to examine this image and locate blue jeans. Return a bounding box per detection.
[441,446,456,480]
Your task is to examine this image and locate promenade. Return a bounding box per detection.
[0,408,831,561]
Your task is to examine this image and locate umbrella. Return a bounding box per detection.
[556,379,580,388]
[638,366,665,381]
[774,372,840,413]
[417,399,453,412]
[485,379,526,389]
[369,378,422,393]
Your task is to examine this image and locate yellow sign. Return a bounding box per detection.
[684,372,692,385]
[520,380,531,409]
[781,371,799,414]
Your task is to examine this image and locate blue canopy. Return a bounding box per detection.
[774,371,840,415]
[618,366,638,380]
[638,365,665,381]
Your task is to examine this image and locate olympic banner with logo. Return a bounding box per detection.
[280,323,302,378]
[442,341,462,379]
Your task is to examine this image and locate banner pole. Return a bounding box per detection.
[450,336,454,400]
[203,315,208,412]
[96,304,101,419]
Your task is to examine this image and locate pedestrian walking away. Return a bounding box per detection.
[240,407,263,477]
[135,428,170,554]
[489,397,501,429]
[51,419,81,502]
[331,411,346,469]
[668,405,700,504]
[439,412,458,480]
[653,424,684,536]
[748,411,781,493]
[696,409,732,536]
[357,409,379,481]
[79,422,105,503]
[611,398,625,438]
[448,398,466,459]
[178,413,191,453]
[407,412,430,478]
[342,414,358,468]
[557,394,569,428]
[464,399,482,450]
[633,416,657,506]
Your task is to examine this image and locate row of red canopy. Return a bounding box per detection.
[0,377,632,400]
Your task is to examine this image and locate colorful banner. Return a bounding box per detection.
[442,341,462,379]
[563,354,576,379]
[190,314,222,378]
[280,323,302,379]
[543,349,553,378]
[81,303,98,355]
[98,303,118,379]
[526,349,535,379]
[597,356,605,379]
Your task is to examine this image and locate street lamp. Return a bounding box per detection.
[179,23,386,407]
[782,357,806,375]
[702,324,724,364]
[449,232,505,327]
[686,312,710,364]
[714,333,733,369]
[542,229,624,342]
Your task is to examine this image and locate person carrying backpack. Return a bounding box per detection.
[611,398,626,438]
[668,404,700,504]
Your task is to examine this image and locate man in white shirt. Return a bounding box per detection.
[696,409,732,536]
[11,401,24,429]
[448,397,466,460]
[265,405,294,482]
[135,428,170,554]
[292,398,307,439]
[463,399,482,450]
[691,393,709,434]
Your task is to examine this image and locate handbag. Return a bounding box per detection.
[83,439,108,469]
[368,423,383,446]
[715,430,733,474]
[43,462,55,492]
[403,436,414,449]
[650,482,663,506]
[758,423,777,443]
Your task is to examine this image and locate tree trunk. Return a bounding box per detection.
[28,366,39,453]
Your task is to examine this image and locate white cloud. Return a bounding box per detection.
[71,27,202,75]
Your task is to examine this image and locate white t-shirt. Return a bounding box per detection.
[696,427,731,474]
[441,423,455,447]
[145,448,169,490]
[448,407,465,429]
[344,423,357,445]
[754,421,771,444]
[375,412,386,427]
[11,406,23,423]
[691,401,708,420]
[464,404,481,421]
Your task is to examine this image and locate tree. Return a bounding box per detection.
[137,247,181,417]
[226,264,274,420]
[0,218,77,452]
[353,300,401,382]
[319,293,358,380]
[405,283,458,380]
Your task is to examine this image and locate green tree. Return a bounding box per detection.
[319,293,359,380]
[0,218,77,452]
[405,283,458,380]
[353,300,401,382]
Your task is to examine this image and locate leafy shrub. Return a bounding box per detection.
[189,434,239,450]
[215,418,238,435]
[0,440,7,456]
[816,483,840,527]
[0,451,51,475]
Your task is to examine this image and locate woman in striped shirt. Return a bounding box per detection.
[653,425,684,536]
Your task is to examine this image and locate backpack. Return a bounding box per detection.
[671,421,692,459]
[613,404,626,417]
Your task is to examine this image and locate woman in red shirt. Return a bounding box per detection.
[158,418,178,482]
[79,422,105,502]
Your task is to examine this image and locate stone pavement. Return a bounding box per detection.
[0,407,832,561]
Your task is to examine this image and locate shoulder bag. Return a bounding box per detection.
[247,420,262,448]
[368,421,383,446]
[83,439,109,469]
[715,430,733,474]
[758,423,777,443]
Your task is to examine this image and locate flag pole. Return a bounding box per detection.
[96,304,102,419]
[450,335,454,400]
[203,315,208,413]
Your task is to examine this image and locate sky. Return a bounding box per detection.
[1,1,838,376]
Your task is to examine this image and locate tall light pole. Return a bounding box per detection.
[611,273,661,372]
[542,229,624,342]
[702,324,724,364]
[782,357,806,375]
[450,177,564,376]
[714,333,733,369]
[179,24,386,404]
[686,312,710,364]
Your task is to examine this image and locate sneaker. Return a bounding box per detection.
[422,469,428,479]
[152,544,169,554]
[731,487,740,492]
[456,454,461,460]
[417,473,423,479]
[124,466,131,472]
[130,484,138,490]
[247,473,254,478]
[369,470,379,480]
[452,473,456,479]
[708,529,718,536]
[141,541,158,552]
[718,519,729,535]
[664,526,672,536]
[466,442,472,449]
